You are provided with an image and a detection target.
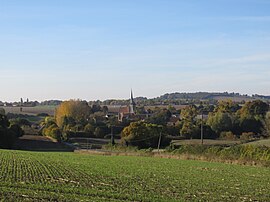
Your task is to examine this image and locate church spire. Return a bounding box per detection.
[129,89,136,114]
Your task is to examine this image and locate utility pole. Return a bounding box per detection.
[201,112,204,145]
[111,125,115,145]
[157,132,162,152]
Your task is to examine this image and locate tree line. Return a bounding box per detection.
[39,99,270,149]
[0,109,24,148]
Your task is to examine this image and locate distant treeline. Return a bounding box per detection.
[89,92,270,106]
[1,92,270,107]
[0,100,62,107]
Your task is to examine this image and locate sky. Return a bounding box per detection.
[0,0,270,101]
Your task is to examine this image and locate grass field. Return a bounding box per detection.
[244,138,270,147]
[0,150,269,201]
[2,105,56,116]
[171,139,242,146]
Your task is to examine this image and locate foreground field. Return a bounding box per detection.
[0,150,269,201]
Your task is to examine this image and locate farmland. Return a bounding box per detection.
[244,138,270,147]
[171,139,242,146]
[0,149,269,201]
[2,105,56,116]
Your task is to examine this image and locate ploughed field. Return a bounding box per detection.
[0,150,269,201]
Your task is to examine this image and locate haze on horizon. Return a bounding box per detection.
[1,0,270,102]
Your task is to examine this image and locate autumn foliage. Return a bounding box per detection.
[55,100,91,128]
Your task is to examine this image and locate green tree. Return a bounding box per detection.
[0,115,24,148]
[41,118,62,142]
[179,105,199,138]
[0,115,9,128]
[214,100,240,113]
[238,100,269,120]
[180,121,199,139]
[237,100,269,135]
[207,112,233,136]
[181,105,197,121]
[9,124,24,137]
[262,112,270,137]
[147,108,171,125]
[0,108,5,115]
[121,121,168,148]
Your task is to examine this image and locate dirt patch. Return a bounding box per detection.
[13,135,73,152]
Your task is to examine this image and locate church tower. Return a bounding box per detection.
[129,89,136,114]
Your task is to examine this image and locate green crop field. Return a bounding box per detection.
[0,150,269,201]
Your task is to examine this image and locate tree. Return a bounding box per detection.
[214,100,240,113]
[41,119,62,142]
[91,104,101,113]
[180,121,199,139]
[207,112,233,136]
[121,121,168,148]
[0,108,5,115]
[147,108,171,125]
[237,100,269,135]
[55,100,91,128]
[238,100,269,120]
[0,115,24,148]
[102,106,109,114]
[0,115,9,128]
[262,112,270,137]
[9,124,24,137]
[179,105,199,138]
[181,105,197,121]
[239,117,263,135]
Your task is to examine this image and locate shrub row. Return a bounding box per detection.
[169,144,270,165]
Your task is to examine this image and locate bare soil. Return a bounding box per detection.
[13,135,73,152]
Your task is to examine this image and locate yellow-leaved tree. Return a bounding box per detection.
[55,100,91,128]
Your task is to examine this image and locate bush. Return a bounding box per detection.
[50,128,62,142]
[173,145,209,155]
[62,131,72,141]
[240,132,255,140]
[41,119,62,142]
[0,127,17,149]
[63,131,95,140]
[84,123,94,134]
[94,127,105,138]
[9,118,31,127]
[37,113,49,117]
[170,145,270,164]
[9,124,24,137]
[220,131,237,140]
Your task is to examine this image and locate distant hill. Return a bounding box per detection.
[1,92,269,107]
[157,92,270,102]
[96,92,270,106]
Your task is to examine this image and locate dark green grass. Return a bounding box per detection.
[0,150,269,201]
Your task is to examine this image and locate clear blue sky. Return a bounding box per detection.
[1,0,270,101]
